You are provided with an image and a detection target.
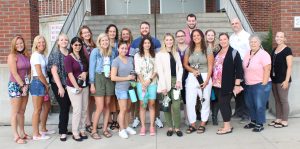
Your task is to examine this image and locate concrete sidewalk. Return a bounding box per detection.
[1,113,300,149]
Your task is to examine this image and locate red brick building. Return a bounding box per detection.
[0,0,299,64]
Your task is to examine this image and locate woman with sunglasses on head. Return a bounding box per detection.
[7,35,31,144]
[64,37,89,141]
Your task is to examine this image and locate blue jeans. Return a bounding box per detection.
[244,82,271,124]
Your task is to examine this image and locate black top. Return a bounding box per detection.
[214,46,244,95]
[169,52,177,77]
[271,47,292,83]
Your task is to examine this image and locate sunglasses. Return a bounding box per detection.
[73,44,82,47]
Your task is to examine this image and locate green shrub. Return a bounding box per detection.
[262,27,273,54]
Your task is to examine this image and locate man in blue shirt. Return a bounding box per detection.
[129,21,161,57]
[129,21,164,129]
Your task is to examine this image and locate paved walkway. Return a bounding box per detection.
[1,112,300,149]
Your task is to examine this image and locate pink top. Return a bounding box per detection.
[243,49,271,85]
[184,28,191,45]
[212,53,226,88]
[9,53,30,82]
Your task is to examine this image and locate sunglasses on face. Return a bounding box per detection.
[73,44,82,47]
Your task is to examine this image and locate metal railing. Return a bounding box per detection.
[222,0,254,34]
[49,0,91,54]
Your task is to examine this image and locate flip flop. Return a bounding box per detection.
[14,137,26,144]
[274,122,288,128]
[216,128,233,135]
[22,134,32,140]
[90,132,101,140]
[103,131,112,138]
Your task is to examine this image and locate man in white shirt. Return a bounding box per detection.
[229,18,250,123]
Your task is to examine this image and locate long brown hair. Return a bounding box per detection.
[10,35,30,58]
[79,25,96,48]
[119,28,133,45]
[189,29,207,56]
[139,36,155,58]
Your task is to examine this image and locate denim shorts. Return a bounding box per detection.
[136,83,157,101]
[30,78,46,96]
[115,89,129,100]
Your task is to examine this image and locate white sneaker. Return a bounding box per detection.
[155,117,164,128]
[132,117,140,128]
[33,135,51,140]
[40,130,56,135]
[119,129,128,139]
[126,127,137,135]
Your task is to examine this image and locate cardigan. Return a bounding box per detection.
[156,51,183,93]
[214,46,243,95]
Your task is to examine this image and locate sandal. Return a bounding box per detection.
[109,121,117,130]
[85,125,92,133]
[268,120,280,126]
[22,134,32,140]
[186,126,196,134]
[274,122,288,128]
[197,126,206,134]
[14,137,26,144]
[103,131,112,138]
[90,132,101,140]
[216,128,233,135]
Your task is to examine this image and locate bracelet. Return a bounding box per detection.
[235,84,241,86]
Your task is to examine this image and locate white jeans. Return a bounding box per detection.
[66,86,89,135]
[185,73,212,123]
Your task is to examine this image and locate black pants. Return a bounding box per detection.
[214,87,232,122]
[233,82,249,118]
[50,82,71,134]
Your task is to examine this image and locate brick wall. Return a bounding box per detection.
[0,0,39,64]
[39,0,74,17]
[237,0,273,32]
[271,0,300,56]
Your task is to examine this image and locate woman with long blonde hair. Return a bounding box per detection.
[89,33,117,139]
[156,33,183,137]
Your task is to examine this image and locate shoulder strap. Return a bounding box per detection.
[232,49,237,61]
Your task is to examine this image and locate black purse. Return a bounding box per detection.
[77,77,86,87]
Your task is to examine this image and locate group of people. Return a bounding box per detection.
[8,13,293,144]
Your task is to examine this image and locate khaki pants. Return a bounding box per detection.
[66,86,89,135]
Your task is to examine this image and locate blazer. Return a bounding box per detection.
[156,51,183,93]
[214,46,243,95]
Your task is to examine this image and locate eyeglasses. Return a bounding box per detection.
[176,35,185,38]
[73,44,82,47]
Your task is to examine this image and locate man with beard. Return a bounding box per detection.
[183,14,197,45]
[129,21,161,56]
[129,21,164,129]
[229,18,250,123]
